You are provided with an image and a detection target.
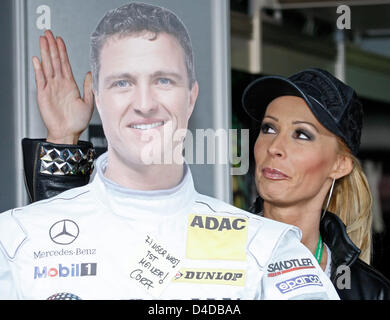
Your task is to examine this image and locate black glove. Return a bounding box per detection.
[22,138,95,202]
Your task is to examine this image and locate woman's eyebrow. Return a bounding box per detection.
[292,121,319,133]
[263,115,278,121]
[263,116,319,133]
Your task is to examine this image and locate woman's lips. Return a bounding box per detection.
[262,167,289,180]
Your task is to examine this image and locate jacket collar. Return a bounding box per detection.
[249,196,263,214]
[320,211,361,276]
[90,152,197,220]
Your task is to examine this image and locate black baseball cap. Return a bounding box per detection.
[242,68,363,156]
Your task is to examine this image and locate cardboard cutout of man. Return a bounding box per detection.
[0,2,339,300]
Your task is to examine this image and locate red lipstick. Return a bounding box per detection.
[262,167,289,180]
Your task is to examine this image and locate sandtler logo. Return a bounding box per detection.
[34,263,97,279]
[267,258,314,277]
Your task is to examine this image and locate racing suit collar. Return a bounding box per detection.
[91,152,197,219]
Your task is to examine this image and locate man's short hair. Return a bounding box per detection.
[90,2,196,91]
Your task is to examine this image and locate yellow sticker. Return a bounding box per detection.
[173,268,246,286]
[186,214,248,260]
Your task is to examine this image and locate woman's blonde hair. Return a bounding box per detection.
[326,138,372,264]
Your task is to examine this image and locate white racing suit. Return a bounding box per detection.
[0,153,339,300]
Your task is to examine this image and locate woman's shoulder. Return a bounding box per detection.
[352,259,390,287]
[342,258,390,299]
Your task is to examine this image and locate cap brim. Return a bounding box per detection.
[242,76,308,122]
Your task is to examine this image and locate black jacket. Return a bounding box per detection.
[251,196,390,300]
[321,211,390,300]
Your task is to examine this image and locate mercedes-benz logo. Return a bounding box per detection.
[49,219,79,245]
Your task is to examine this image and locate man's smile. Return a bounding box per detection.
[129,121,166,130]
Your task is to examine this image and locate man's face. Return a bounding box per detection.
[94,32,198,168]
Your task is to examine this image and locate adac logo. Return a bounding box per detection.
[190,215,246,231]
[186,214,248,261]
[173,268,246,286]
[49,219,79,245]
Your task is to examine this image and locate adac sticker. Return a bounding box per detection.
[173,268,246,286]
[186,214,248,261]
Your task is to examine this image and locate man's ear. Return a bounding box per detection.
[187,81,199,120]
[332,154,353,180]
[93,89,101,113]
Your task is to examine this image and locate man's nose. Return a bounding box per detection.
[133,83,158,114]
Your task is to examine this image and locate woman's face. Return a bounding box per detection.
[254,95,342,207]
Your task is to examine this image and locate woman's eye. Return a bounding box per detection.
[295,129,313,141]
[260,123,276,134]
[113,80,130,88]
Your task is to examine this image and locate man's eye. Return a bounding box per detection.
[113,80,130,88]
[157,78,172,86]
[260,123,276,134]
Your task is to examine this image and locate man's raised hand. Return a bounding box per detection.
[32,30,94,145]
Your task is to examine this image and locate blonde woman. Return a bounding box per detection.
[242,68,390,299]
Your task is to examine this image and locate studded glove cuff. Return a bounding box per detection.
[22,138,95,202]
[39,142,95,176]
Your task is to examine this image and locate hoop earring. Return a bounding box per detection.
[321,177,336,220]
